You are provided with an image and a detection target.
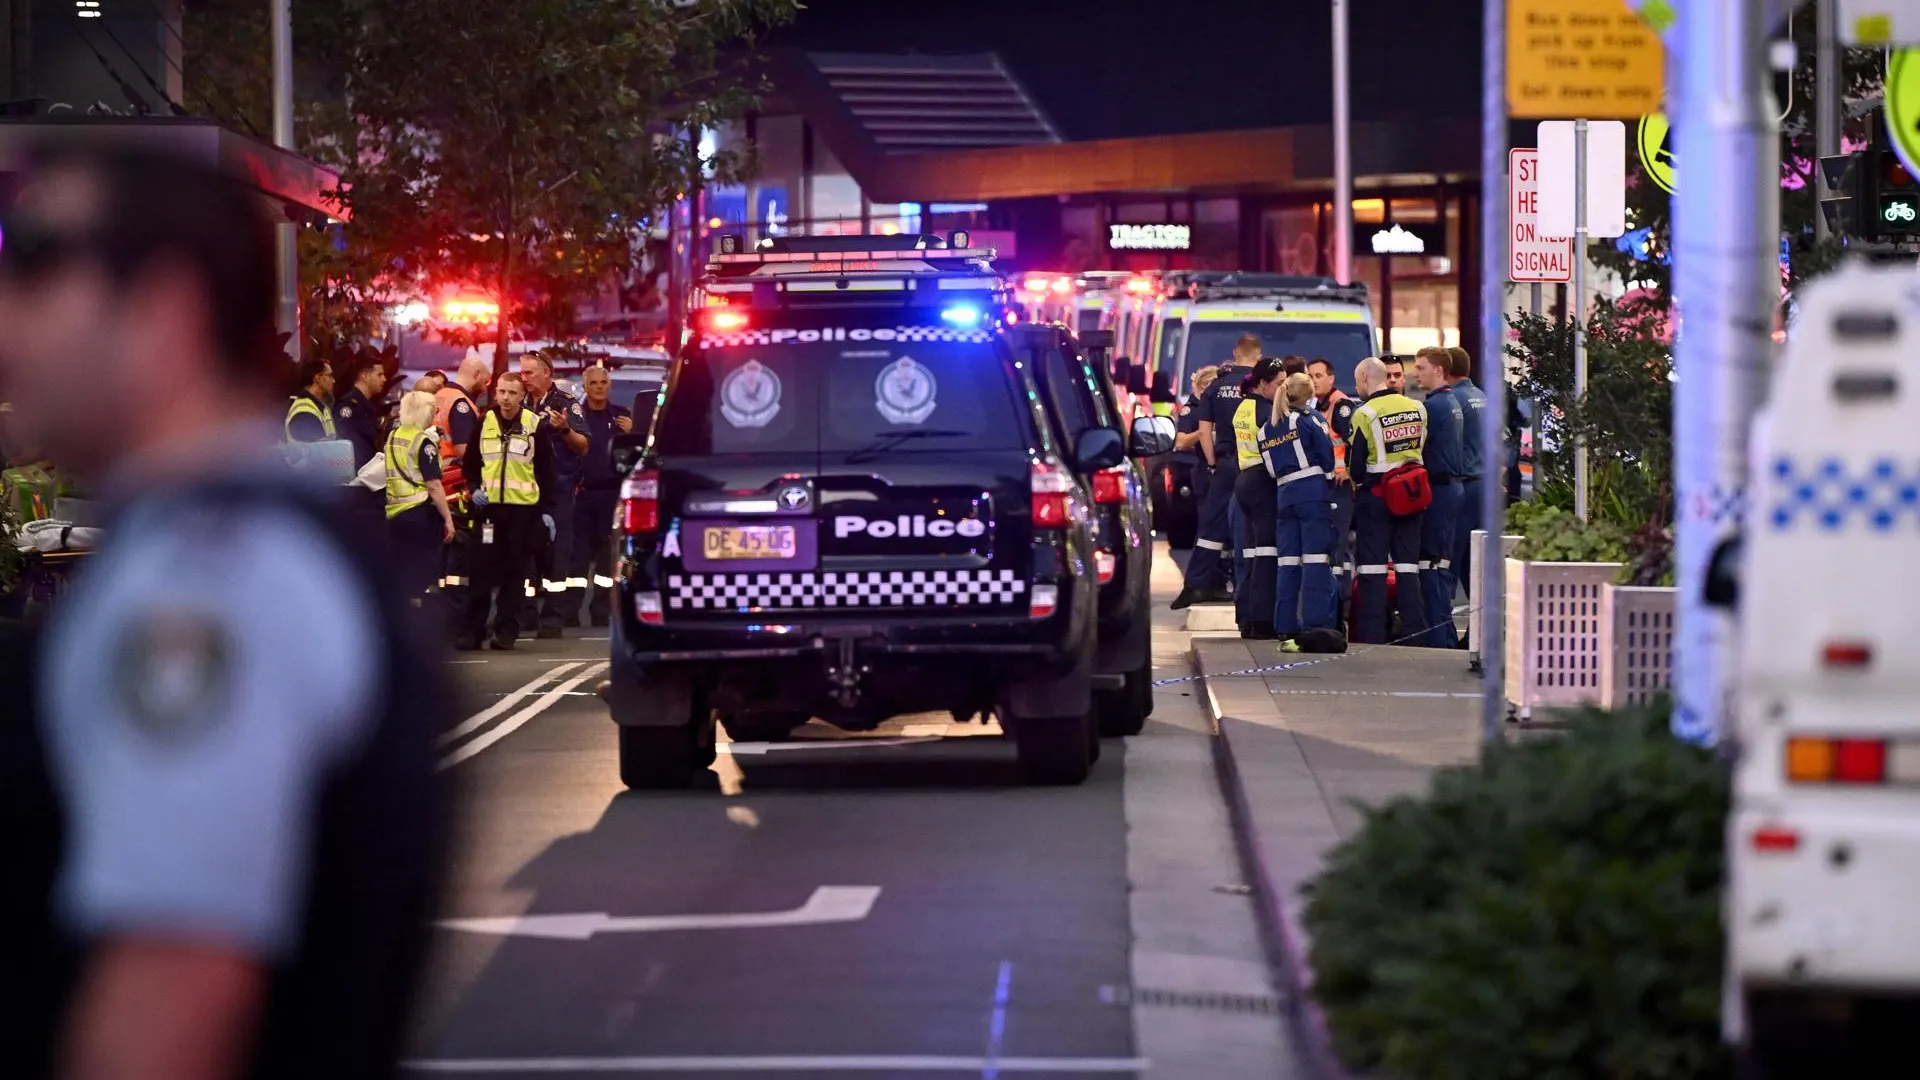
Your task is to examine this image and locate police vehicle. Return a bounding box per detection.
[604,233,1174,789]
[1719,261,1920,1070]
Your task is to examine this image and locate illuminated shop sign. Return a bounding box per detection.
[1108,223,1191,251]
[1352,221,1446,257]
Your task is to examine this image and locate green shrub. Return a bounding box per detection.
[1302,702,1730,1080]
[1510,504,1629,563]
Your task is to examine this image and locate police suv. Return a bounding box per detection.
[603,234,1173,789]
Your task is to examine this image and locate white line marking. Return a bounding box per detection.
[436,664,580,750]
[442,660,488,665]
[436,884,881,940]
[437,662,607,770]
[719,736,942,756]
[404,1055,1149,1073]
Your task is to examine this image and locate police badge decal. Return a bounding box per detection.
[875,356,937,425]
[111,612,234,743]
[719,359,781,428]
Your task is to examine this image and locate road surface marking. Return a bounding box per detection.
[983,960,1014,1080]
[437,662,607,770]
[436,663,581,749]
[436,884,881,940]
[720,736,941,756]
[442,660,487,665]
[404,1055,1149,1073]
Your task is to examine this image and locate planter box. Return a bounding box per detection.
[1599,584,1677,710]
[1465,530,1522,667]
[1503,557,1623,721]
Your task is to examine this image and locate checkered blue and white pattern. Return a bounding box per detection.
[666,568,1027,610]
[698,326,993,350]
[1765,456,1920,532]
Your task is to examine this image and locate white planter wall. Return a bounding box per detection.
[1503,558,1623,720]
[1598,584,1677,710]
[1465,531,1522,665]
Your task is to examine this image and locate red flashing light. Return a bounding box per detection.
[443,298,500,323]
[620,471,660,534]
[1125,276,1154,294]
[1049,276,1073,295]
[1031,462,1073,528]
[1092,465,1128,505]
[708,310,749,332]
[1023,275,1051,293]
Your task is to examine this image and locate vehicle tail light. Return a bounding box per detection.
[1823,640,1873,668]
[1094,550,1116,584]
[707,309,749,331]
[1031,462,1073,528]
[621,470,660,534]
[1786,735,1887,784]
[1092,465,1128,505]
[635,592,664,626]
[1750,826,1800,853]
[1029,583,1059,618]
[1163,468,1175,495]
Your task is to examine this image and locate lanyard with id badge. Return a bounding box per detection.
[483,428,535,545]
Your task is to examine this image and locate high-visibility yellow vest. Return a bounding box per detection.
[1350,391,1427,474]
[478,408,541,506]
[1232,398,1264,469]
[284,394,335,441]
[1152,400,1176,419]
[384,424,433,519]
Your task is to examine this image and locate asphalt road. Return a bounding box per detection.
[410,548,1300,1079]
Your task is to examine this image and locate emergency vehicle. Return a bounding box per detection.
[1721,261,1920,1071]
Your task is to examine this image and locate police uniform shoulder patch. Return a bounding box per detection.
[339,405,353,418]
[111,611,234,743]
[455,400,473,415]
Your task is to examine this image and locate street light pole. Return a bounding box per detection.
[1477,0,1508,746]
[1332,0,1353,285]
[1814,0,1840,242]
[271,0,298,362]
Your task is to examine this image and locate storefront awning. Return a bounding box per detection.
[0,116,346,220]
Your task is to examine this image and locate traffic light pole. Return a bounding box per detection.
[1815,0,1840,242]
[1477,0,1508,747]
[1645,0,1780,746]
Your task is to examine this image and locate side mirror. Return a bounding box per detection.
[1074,427,1126,472]
[1128,415,1176,458]
[611,432,646,477]
[1126,362,1150,395]
[1704,534,1740,609]
[1150,370,1176,403]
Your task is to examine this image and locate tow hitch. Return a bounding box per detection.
[819,632,873,709]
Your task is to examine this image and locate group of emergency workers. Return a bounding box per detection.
[283,350,634,651]
[1169,337,1486,650]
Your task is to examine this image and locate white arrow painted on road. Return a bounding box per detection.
[719,737,941,756]
[436,886,882,941]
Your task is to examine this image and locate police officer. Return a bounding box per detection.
[334,358,390,528]
[518,351,587,638]
[566,364,632,627]
[1446,346,1486,595]
[0,142,452,1079]
[433,354,489,612]
[1413,347,1464,648]
[1383,355,1407,395]
[1347,356,1430,644]
[386,389,456,602]
[460,370,559,650]
[1307,357,1357,627]
[1231,358,1285,639]
[1171,365,1220,542]
[284,358,335,441]
[1172,334,1262,610]
[1262,373,1338,648]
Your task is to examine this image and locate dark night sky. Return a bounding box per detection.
[764,0,1484,140]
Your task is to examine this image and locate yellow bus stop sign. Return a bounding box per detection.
[1638,112,1675,193]
[1885,48,1920,184]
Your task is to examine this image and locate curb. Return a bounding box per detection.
[1202,648,1359,1080]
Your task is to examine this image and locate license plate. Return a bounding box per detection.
[704,524,798,560]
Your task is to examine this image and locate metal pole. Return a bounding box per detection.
[271,0,298,363]
[1814,0,1840,242]
[1573,118,1590,522]
[1669,0,1779,747]
[1531,281,1542,317]
[1332,0,1353,285]
[1478,0,1508,747]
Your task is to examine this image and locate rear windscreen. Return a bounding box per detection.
[654,337,1032,455]
[1183,321,1375,394]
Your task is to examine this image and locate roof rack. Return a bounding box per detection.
[1189,271,1369,307]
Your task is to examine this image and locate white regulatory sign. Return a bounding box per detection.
[1509,148,1573,283]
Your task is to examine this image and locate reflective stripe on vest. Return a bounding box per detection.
[1232,398,1263,469]
[1351,393,1426,474]
[1318,388,1350,469]
[1266,410,1323,485]
[285,395,336,440]
[384,424,433,519]
[479,409,541,505]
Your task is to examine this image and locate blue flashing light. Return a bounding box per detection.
[941,303,983,327]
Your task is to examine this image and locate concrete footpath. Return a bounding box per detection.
[1193,633,1483,1079]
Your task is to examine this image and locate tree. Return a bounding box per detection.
[308,0,799,374]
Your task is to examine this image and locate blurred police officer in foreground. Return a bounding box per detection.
[283,358,334,441]
[0,143,454,1080]
[565,364,631,627]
